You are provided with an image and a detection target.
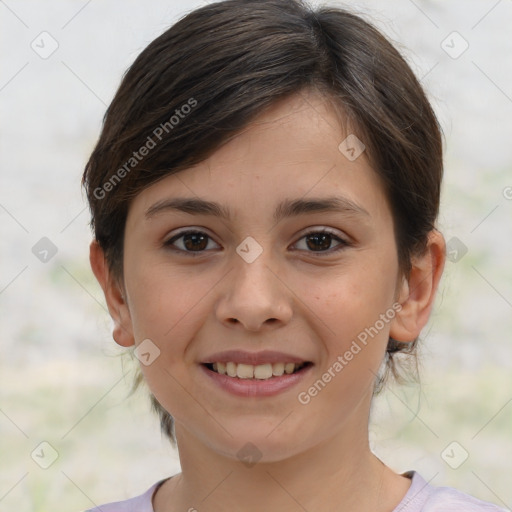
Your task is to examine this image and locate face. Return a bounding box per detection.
[111,91,411,462]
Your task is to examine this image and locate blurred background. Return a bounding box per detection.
[0,0,511,510]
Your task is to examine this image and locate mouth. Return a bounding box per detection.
[202,361,312,380]
[199,350,314,397]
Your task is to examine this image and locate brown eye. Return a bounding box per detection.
[305,232,332,251]
[164,230,219,254]
[182,232,208,251]
[293,230,349,254]
[164,228,349,257]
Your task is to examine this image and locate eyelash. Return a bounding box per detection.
[163,229,350,257]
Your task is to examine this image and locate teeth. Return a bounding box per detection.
[284,363,295,374]
[236,364,254,379]
[209,361,306,379]
[272,362,284,376]
[254,363,273,379]
[226,362,237,377]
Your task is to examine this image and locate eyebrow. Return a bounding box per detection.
[145,196,370,223]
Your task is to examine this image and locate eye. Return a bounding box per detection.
[163,230,220,255]
[163,228,350,256]
[293,229,350,254]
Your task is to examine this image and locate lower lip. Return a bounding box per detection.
[200,364,313,397]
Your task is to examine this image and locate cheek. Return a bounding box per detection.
[127,270,203,408]
[125,261,218,367]
[126,260,184,331]
[302,259,397,339]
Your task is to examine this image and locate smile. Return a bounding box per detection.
[200,361,313,397]
[204,361,310,380]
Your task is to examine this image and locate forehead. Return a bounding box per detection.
[210,91,353,167]
[127,90,391,228]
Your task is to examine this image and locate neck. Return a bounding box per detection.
[154,419,410,512]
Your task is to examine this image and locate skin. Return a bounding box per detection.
[90,89,446,512]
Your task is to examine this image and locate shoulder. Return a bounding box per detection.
[396,471,508,512]
[82,479,166,512]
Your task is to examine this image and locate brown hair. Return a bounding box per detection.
[82,0,443,445]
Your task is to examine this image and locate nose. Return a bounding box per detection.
[215,250,293,332]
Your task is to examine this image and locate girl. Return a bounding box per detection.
[82,0,507,510]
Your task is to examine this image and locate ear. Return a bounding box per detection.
[390,230,446,342]
[89,240,135,347]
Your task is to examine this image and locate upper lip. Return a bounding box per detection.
[201,350,311,366]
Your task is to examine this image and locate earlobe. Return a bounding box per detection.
[89,240,135,347]
[390,230,446,342]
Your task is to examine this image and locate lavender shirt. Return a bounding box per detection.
[84,471,508,511]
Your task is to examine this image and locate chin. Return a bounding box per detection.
[207,427,307,465]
